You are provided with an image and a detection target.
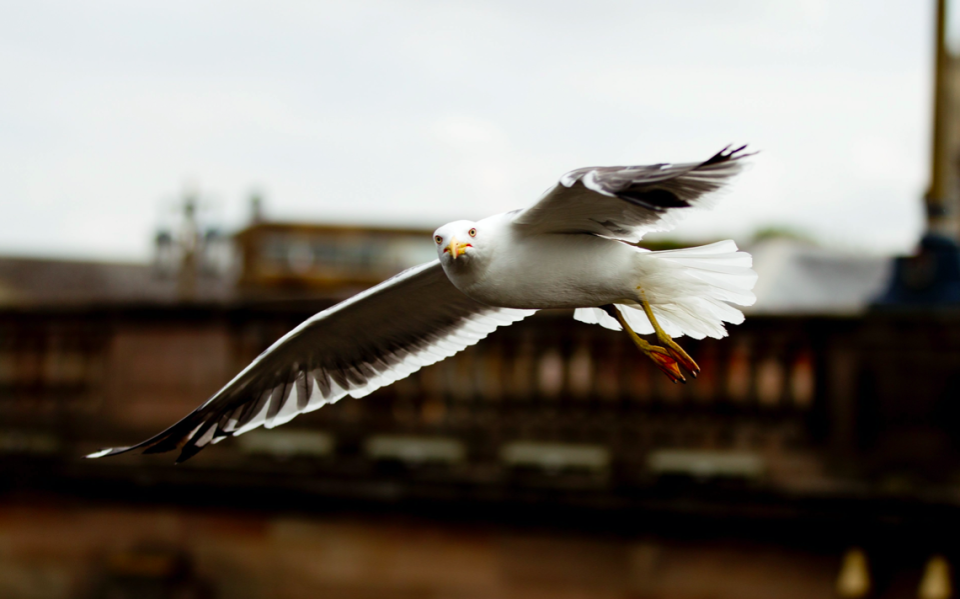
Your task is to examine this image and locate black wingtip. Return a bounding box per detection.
[703,144,756,166]
[84,411,209,463]
[174,447,200,464]
[172,419,219,464]
[141,439,180,455]
[85,438,201,464]
[617,187,692,211]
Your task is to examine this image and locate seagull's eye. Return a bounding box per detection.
[434,235,443,244]
[468,228,477,237]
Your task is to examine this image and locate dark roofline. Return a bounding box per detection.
[235,221,435,239]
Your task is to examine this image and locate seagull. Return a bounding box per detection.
[88,145,757,463]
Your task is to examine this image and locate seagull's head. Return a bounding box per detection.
[434,220,482,266]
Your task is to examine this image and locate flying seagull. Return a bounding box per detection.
[89,145,757,463]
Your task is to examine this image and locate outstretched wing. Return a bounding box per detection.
[88,261,534,463]
[511,145,752,243]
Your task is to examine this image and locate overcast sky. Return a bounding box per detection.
[0,0,939,261]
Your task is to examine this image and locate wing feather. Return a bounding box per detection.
[88,260,534,462]
[512,145,753,243]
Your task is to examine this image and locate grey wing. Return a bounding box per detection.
[511,145,752,243]
[87,260,534,463]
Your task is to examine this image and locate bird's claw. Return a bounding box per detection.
[604,303,695,384]
[664,343,700,379]
[647,346,686,384]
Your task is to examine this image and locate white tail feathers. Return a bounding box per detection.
[573,240,757,340]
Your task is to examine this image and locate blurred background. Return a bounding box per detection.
[3,0,960,597]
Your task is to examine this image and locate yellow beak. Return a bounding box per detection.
[446,236,470,260]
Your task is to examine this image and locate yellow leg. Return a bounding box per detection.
[605,305,686,383]
[637,288,700,377]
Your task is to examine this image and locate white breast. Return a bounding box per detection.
[442,225,640,310]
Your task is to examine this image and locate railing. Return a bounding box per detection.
[2,304,959,510]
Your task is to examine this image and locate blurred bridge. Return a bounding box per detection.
[3,301,959,517]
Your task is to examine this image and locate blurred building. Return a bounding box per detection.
[748,238,890,315]
[235,221,435,293]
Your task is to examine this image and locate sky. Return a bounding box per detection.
[0,0,940,261]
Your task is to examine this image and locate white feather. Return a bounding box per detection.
[572,241,756,341]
